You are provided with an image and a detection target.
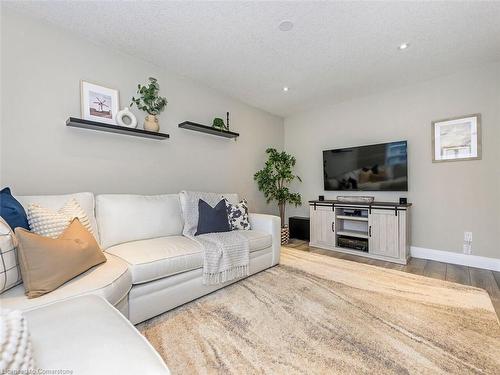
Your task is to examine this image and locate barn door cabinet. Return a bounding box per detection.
[309,205,336,248]
[309,200,411,264]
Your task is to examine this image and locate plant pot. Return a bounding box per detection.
[281,226,290,245]
[143,115,159,132]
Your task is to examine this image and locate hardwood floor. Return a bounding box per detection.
[286,239,500,319]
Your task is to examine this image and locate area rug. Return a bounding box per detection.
[137,247,500,374]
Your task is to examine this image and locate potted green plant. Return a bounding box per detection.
[212,117,228,131]
[254,148,302,244]
[131,77,167,132]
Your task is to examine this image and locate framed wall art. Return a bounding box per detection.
[431,114,481,162]
[80,81,119,125]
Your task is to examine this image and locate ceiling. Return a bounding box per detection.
[4,1,500,117]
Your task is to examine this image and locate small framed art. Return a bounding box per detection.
[80,81,119,124]
[431,114,481,162]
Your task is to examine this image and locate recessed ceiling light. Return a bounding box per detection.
[283,86,289,92]
[279,20,294,32]
[398,42,410,50]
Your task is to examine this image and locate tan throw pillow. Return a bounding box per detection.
[27,198,94,239]
[14,218,106,298]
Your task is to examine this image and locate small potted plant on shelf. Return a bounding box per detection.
[131,77,167,132]
[212,117,228,131]
[254,148,302,245]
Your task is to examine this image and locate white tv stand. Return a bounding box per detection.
[309,200,411,264]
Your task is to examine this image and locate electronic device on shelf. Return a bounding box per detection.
[337,236,369,252]
[337,196,374,203]
[343,209,364,217]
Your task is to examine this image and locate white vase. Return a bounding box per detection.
[116,107,138,128]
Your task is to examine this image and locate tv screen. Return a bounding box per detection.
[323,141,408,191]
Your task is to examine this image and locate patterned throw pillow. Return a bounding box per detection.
[27,198,94,239]
[225,199,251,230]
[0,309,36,372]
[0,218,22,294]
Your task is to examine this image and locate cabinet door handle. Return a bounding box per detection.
[331,222,335,232]
[369,226,372,237]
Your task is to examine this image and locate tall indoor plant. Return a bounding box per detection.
[131,77,167,132]
[254,148,302,244]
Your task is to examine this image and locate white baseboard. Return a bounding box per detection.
[410,246,500,272]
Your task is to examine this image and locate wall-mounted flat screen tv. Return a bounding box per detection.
[323,141,408,191]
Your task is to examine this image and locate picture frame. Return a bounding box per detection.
[80,81,119,125]
[431,114,481,163]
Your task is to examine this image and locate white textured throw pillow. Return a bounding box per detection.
[0,309,36,373]
[28,198,94,238]
[0,218,22,294]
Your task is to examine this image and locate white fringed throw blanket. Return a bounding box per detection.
[179,191,250,285]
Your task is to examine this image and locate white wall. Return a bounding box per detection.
[0,9,284,215]
[285,63,500,259]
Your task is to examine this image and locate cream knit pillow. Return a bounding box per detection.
[27,198,94,238]
[0,309,36,373]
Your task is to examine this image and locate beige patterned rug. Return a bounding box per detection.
[137,247,500,374]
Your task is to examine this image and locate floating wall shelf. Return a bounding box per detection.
[178,121,239,139]
[66,117,170,140]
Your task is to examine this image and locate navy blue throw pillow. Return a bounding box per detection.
[0,187,29,230]
[195,199,231,236]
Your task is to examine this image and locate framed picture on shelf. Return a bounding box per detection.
[431,114,481,162]
[80,81,119,125]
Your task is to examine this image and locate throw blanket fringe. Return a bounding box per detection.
[204,264,249,285]
[180,191,250,285]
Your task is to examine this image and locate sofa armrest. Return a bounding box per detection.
[248,213,281,265]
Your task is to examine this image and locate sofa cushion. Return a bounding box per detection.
[106,230,272,285]
[96,194,183,249]
[106,236,203,284]
[237,230,273,252]
[0,253,131,311]
[24,295,169,375]
[16,192,99,242]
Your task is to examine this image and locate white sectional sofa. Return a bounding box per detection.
[1,191,280,322]
[0,191,280,374]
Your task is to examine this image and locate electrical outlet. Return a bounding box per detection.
[463,232,472,254]
[463,244,471,255]
[464,232,472,242]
